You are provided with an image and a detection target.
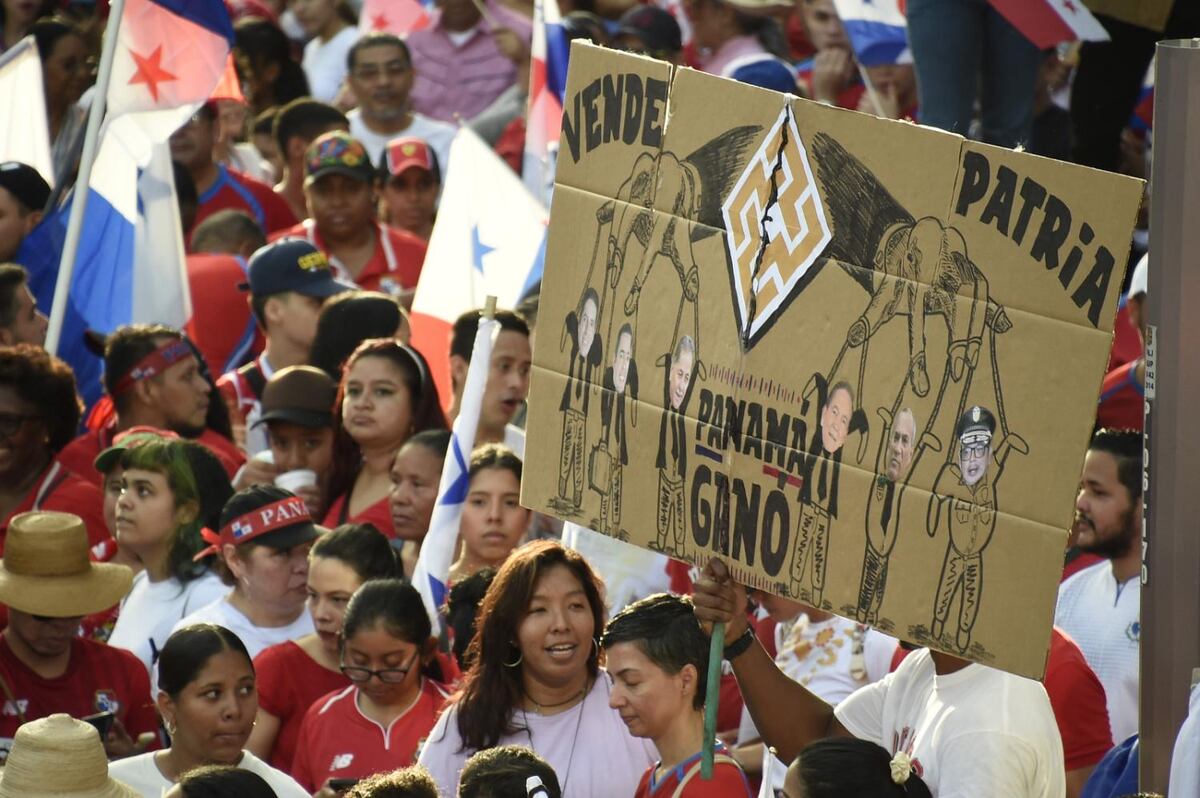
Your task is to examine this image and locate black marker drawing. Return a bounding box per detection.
[591,323,638,538]
[555,288,602,515]
[789,374,868,609]
[922,405,1027,654]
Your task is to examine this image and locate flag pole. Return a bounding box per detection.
[44,0,127,354]
[701,622,726,779]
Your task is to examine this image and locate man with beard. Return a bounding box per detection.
[1055,428,1142,743]
[57,325,245,482]
[345,34,456,176]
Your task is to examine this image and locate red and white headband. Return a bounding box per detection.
[113,339,193,395]
[195,496,310,560]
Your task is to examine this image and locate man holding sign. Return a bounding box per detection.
[693,562,1065,797]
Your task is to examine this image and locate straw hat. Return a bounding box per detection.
[0,714,139,797]
[0,513,132,617]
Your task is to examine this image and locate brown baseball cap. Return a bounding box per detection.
[254,366,337,429]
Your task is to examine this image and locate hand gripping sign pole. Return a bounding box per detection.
[44,0,127,354]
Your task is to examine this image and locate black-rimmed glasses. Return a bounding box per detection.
[340,650,419,684]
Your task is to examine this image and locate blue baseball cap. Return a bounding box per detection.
[240,238,356,298]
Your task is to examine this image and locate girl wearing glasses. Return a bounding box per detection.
[293,579,449,795]
[247,523,401,773]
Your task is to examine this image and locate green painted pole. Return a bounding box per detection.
[701,622,726,780]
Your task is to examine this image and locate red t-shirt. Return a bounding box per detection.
[1096,360,1144,431]
[193,165,298,236]
[254,641,351,774]
[0,636,159,758]
[1045,628,1114,771]
[292,679,449,791]
[271,219,426,300]
[0,461,114,560]
[59,425,246,485]
[634,745,753,798]
[185,254,262,378]
[323,493,395,539]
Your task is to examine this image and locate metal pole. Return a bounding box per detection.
[1140,36,1200,793]
[44,0,127,354]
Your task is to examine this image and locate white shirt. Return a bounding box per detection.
[109,749,309,797]
[1169,680,1200,798]
[418,674,657,798]
[1055,561,1140,742]
[835,648,1065,798]
[302,26,360,103]
[738,613,896,793]
[170,596,315,661]
[349,109,457,179]
[108,570,228,677]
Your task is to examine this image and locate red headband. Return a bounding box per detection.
[194,496,310,561]
[113,340,194,395]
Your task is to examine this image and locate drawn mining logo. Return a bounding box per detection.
[721,105,832,349]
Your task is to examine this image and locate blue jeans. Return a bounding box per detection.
[907,0,1041,148]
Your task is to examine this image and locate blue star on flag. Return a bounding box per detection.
[471,224,494,274]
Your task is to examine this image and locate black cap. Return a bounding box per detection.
[218,485,322,551]
[956,405,996,446]
[240,238,356,298]
[617,6,682,54]
[254,366,337,429]
[0,162,51,212]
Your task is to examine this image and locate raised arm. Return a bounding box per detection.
[691,558,851,764]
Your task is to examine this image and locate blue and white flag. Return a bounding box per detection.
[412,315,499,630]
[831,0,909,67]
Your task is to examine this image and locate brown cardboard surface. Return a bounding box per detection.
[522,43,1144,679]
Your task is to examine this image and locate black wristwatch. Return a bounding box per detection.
[722,626,755,661]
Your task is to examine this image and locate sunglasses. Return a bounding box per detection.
[340,650,419,684]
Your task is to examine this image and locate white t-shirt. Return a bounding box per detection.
[108,570,228,676]
[1055,561,1140,742]
[562,523,672,619]
[109,749,309,797]
[418,674,657,798]
[738,613,896,793]
[1169,680,1200,798]
[170,596,315,661]
[302,26,360,103]
[835,648,1065,798]
[348,109,457,178]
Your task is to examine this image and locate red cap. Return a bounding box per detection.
[383,137,437,178]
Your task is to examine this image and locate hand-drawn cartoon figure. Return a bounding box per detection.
[592,323,638,537]
[925,405,1026,654]
[855,406,924,627]
[557,289,602,512]
[651,334,695,558]
[789,374,868,608]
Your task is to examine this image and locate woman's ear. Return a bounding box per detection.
[155,690,174,728]
[679,663,699,704]
[421,635,438,662]
[222,543,245,579]
[175,500,199,528]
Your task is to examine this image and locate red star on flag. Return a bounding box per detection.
[128,45,178,102]
[372,12,389,29]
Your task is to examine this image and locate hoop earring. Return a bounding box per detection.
[503,644,524,668]
[591,637,600,658]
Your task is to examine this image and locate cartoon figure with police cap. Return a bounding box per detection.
[925,404,1026,654]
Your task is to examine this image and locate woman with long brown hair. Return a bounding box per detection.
[418,541,655,797]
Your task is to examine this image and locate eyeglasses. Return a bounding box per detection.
[0,413,39,437]
[340,650,419,684]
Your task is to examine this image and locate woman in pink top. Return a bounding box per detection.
[323,339,447,537]
[247,523,401,772]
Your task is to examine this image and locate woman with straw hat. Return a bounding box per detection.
[0,714,139,797]
[0,511,158,758]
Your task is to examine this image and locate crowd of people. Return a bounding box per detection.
[0,0,1195,794]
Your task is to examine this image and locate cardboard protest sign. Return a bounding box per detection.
[521,42,1143,678]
